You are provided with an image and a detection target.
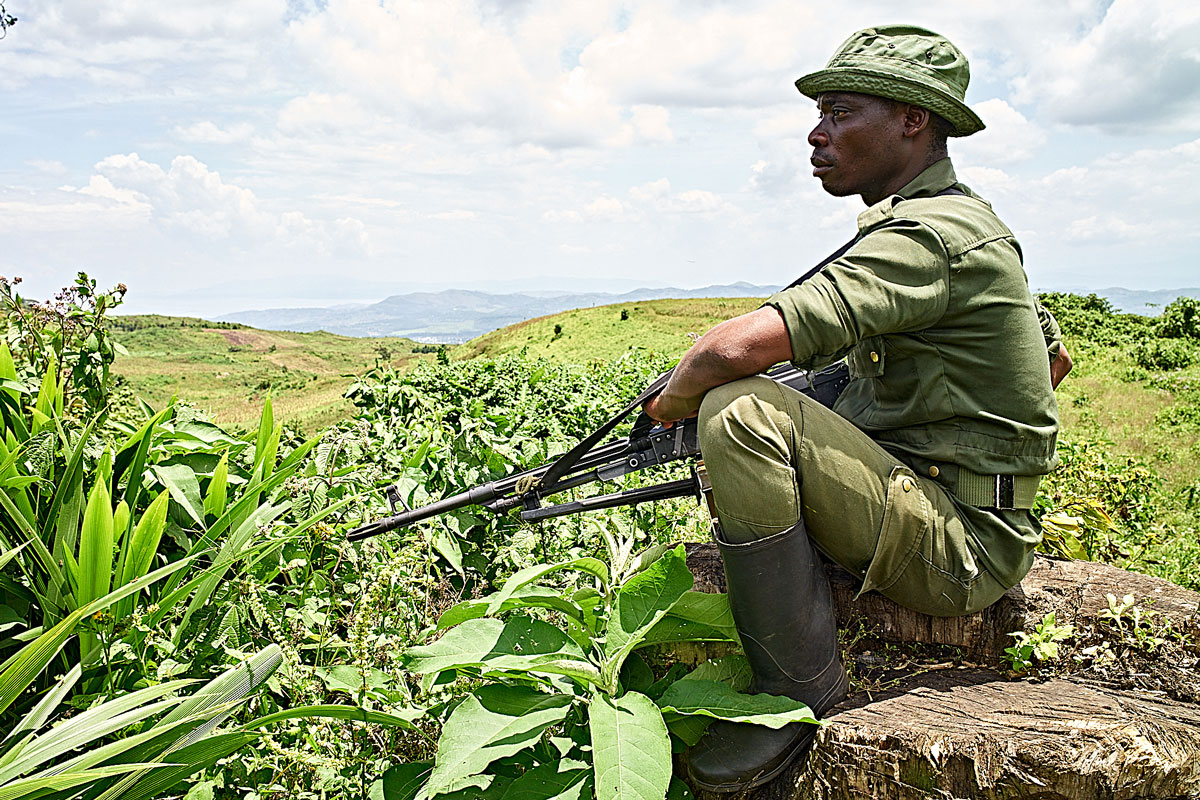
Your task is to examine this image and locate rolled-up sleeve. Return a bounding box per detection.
[764,219,950,370]
[1034,299,1064,362]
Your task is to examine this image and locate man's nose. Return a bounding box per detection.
[808,123,828,148]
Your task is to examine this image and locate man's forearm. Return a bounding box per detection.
[646,307,794,422]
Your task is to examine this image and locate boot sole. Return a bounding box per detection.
[688,726,816,794]
[686,667,850,794]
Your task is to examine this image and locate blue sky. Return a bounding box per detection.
[2,0,1198,317]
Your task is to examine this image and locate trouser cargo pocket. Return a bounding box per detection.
[857,465,989,617]
[858,466,928,599]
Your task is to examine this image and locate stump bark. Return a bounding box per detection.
[678,545,1200,800]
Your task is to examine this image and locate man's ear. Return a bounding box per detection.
[901,104,932,139]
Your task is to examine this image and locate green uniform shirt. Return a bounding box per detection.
[765,158,1060,585]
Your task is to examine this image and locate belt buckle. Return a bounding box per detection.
[995,474,1015,510]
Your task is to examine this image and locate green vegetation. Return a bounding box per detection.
[1038,292,1200,589]
[111,315,427,434]
[461,297,762,362]
[2,274,1198,799]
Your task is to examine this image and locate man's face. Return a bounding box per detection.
[808,92,909,202]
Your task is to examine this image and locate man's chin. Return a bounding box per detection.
[817,178,854,198]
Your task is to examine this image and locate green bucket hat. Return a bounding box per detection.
[795,25,984,137]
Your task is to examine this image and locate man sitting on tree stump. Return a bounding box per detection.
[643,24,1073,793]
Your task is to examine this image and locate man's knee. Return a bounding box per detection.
[697,375,787,452]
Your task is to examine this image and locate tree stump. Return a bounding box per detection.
[679,545,1200,800]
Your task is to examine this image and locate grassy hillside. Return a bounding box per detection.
[112,315,430,433]
[459,297,763,362]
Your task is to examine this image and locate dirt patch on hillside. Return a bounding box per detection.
[208,329,285,351]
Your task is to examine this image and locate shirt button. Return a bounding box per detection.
[902,478,913,492]
[928,466,940,478]
[869,351,879,362]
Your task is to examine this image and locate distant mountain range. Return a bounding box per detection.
[217,282,778,342]
[1092,287,1200,317]
[216,284,1200,342]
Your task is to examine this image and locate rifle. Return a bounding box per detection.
[346,362,849,541]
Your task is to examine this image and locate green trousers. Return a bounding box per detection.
[697,376,1013,617]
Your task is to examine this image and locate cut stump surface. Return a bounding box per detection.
[679,545,1200,800]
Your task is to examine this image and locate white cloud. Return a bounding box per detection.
[1009,0,1200,133]
[68,153,370,257]
[630,105,673,143]
[173,121,255,144]
[955,99,1047,166]
[584,195,625,220]
[28,159,69,175]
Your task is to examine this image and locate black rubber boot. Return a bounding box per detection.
[686,520,848,793]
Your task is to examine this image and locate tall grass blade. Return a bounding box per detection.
[77,476,114,658]
[203,452,228,519]
[114,492,170,620]
[253,394,274,477]
[0,556,193,716]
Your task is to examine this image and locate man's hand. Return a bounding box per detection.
[643,390,701,427]
[1050,343,1073,389]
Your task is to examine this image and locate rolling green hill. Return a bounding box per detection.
[112,315,431,433]
[459,296,763,362]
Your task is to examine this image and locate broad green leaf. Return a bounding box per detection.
[423,686,572,798]
[203,451,229,518]
[403,617,594,683]
[375,761,432,800]
[151,463,206,527]
[33,361,57,429]
[497,761,591,800]
[113,500,131,545]
[655,680,818,728]
[601,546,692,690]
[589,690,671,800]
[636,617,733,648]
[667,777,695,799]
[663,713,710,747]
[437,586,583,630]
[313,665,391,698]
[683,655,751,692]
[665,592,737,640]
[0,341,16,385]
[486,558,609,615]
[619,651,654,695]
[627,544,672,577]
[432,529,463,575]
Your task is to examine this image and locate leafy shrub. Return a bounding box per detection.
[0,272,127,418]
[400,545,815,800]
[1159,295,1200,340]
[1130,337,1194,371]
[1037,437,1161,562]
[1037,291,1156,349]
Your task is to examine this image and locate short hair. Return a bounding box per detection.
[928,113,953,155]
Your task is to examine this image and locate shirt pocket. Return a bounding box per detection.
[846,336,885,378]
